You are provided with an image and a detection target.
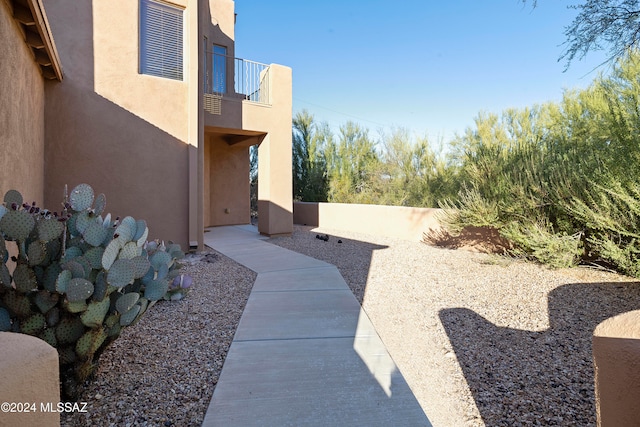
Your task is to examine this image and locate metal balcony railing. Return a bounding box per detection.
[204,51,270,105]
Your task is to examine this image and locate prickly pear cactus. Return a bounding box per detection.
[0,184,192,400]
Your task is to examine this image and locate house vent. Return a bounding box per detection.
[204,93,222,115]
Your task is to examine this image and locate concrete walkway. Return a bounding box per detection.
[201,225,431,427]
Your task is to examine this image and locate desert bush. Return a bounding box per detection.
[444,50,640,274]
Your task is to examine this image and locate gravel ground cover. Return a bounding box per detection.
[61,224,640,427]
[269,225,640,427]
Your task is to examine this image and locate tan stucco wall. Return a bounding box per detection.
[0,2,45,204]
[255,65,293,236]
[294,202,443,242]
[207,0,235,41]
[92,0,190,142]
[593,310,640,427]
[205,135,250,226]
[42,0,198,248]
[201,0,293,236]
[0,332,60,427]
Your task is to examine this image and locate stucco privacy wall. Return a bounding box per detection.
[0,332,60,427]
[593,310,640,426]
[0,2,45,204]
[42,0,196,248]
[293,202,442,242]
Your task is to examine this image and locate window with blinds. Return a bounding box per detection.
[139,0,184,80]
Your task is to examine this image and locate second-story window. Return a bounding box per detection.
[139,0,184,80]
[213,45,227,93]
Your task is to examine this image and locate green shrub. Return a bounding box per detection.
[0,184,188,400]
[500,220,584,268]
[443,51,640,276]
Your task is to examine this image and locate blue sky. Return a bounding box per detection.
[234,1,610,143]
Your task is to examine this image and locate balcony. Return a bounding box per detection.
[204,51,270,114]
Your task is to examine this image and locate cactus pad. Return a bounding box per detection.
[76,328,107,359]
[107,320,122,337]
[107,259,134,288]
[56,317,85,344]
[3,289,32,318]
[118,216,137,239]
[45,307,60,327]
[37,218,64,242]
[166,243,185,260]
[150,251,172,271]
[20,313,46,335]
[80,298,110,328]
[62,246,83,263]
[131,256,151,279]
[155,262,169,280]
[74,211,94,234]
[0,263,11,288]
[0,209,35,241]
[66,213,79,237]
[43,262,62,292]
[134,220,149,246]
[58,346,76,364]
[91,271,108,302]
[64,300,88,313]
[66,278,94,302]
[144,278,169,301]
[83,247,105,270]
[0,307,11,331]
[113,223,134,244]
[74,256,93,279]
[119,304,141,326]
[63,260,86,279]
[140,263,155,286]
[13,264,38,293]
[93,193,107,216]
[39,328,57,347]
[34,290,59,314]
[27,241,47,266]
[118,241,140,260]
[82,221,108,247]
[69,184,94,211]
[3,189,23,208]
[45,239,60,260]
[102,213,112,228]
[115,292,139,314]
[102,238,122,270]
[0,205,7,222]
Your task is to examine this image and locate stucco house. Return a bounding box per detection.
[1,0,293,251]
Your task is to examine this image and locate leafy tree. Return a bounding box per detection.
[249,144,258,218]
[523,0,640,68]
[376,128,454,207]
[326,121,380,203]
[292,110,330,202]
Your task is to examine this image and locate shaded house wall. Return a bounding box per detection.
[202,0,293,235]
[42,0,197,248]
[0,2,46,204]
[204,133,251,226]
